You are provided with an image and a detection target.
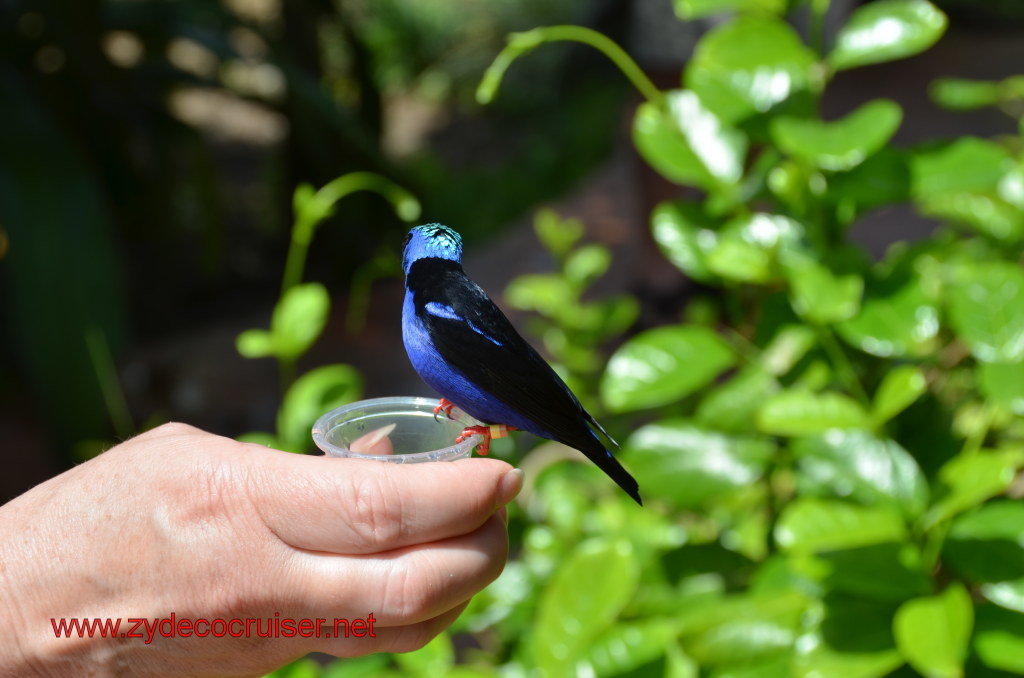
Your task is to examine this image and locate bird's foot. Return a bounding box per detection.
[456,424,518,455]
[433,398,456,421]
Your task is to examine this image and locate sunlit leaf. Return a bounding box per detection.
[828,0,947,71]
[771,100,903,171]
[534,539,640,676]
[924,452,1017,528]
[686,16,817,124]
[757,390,870,436]
[814,543,932,601]
[708,213,806,283]
[944,500,1024,584]
[974,604,1024,674]
[947,262,1024,363]
[564,244,610,290]
[277,365,362,451]
[776,499,907,553]
[601,325,735,413]
[271,283,331,361]
[872,365,927,425]
[624,421,775,508]
[760,325,818,376]
[785,259,863,324]
[794,596,904,678]
[651,200,718,282]
[674,0,786,20]
[930,78,1002,111]
[793,430,928,518]
[893,584,972,678]
[681,592,808,666]
[837,274,939,358]
[583,619,679,676]
[696,366,780,432]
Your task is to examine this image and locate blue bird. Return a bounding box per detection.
[401,223,641,505]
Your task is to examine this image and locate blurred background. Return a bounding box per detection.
[0,0,1021,495]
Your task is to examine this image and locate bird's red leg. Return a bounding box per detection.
[433,398,456,420]
[455,424,518,455]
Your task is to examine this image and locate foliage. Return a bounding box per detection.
[235,173,419,452]
[270,1,1024,676]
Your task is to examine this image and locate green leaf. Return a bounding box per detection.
[708,213,807,283]
[277,365,362,451]
[696,366,780,432]
[564,244,610,290]
[815,543,932,601]
[236,328,275,359]
[943,500,1024,584]
[776,499,907,553]
[771,100,903,171]
[794,430,929,519]
[674,0,787,20]
[534,208,583,257]
[686,16,818,124]
[760,325,818,377]
[924,452,1017,528]
[828,0,947,71]
[651,200,718,282]
[947,262,1024,363]
[624,421,775,509]
[505,274,572,315]
[979,361,1024,416]
[974,604,1024,674]
[786,259,863,324]
[601,325,736,413]
[757,390,871,437]
[930,78,1002,111]
[271,283,331,361]
[534,539,640,676]
[910,138,1023,241]
[795,596,904,678]
[893,584,973,678]
[837,274,939,358]
[394,632,455,675]
[872,365,928,425]
[632,90,747,188]
[981,580,1024,614]
[583,619,679,676]
[682,592,808,666]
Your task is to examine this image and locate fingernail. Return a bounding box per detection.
[499,468,524,504]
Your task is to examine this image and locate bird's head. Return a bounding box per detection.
[402,223,463,274]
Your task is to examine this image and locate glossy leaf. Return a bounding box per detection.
[893,584,973,678]
[601,325,735,412]
[981,580,1024,615]
[837,275,939,358]
[974,604,1024,674]
[947,262,1024,363]
[708,213,806,283]
[651,200,717,282]
[534,539,640,675]
[673,0,786,20]
[795,596,904,678]
[760,325,817,376]
[775,499,907,553]
[979,361,1024,416]
[815,543,932,601]
[277,365,362,451]
[944,500,1024,584]
[757,390,870,436]
[584,619,679,676]
[828,0,947,71]
[271,283,331,361]
[633,90,746,188]
[771,100,902,171]
[924,452,1017,528]
[786,259,863,324]
[930,78,1002,111]
[794,430,929,519]
[682,592,807,666]
[872,365,927,425]
[696,366,780,432]
[685,16,817,124]
[624,421,775,508]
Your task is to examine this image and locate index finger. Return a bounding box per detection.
[247,449,522,555]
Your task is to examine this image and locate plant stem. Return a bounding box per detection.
[280,172,420,294]
[818,326,870,407]
[477,25,663,107]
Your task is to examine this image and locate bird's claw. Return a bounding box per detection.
[433,398,456,421]
[456,424,517,456]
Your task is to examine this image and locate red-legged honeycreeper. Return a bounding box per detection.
[401,223,641,505]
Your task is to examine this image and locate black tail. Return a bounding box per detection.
[572,433,642,506]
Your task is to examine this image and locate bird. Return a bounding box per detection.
[401,223,641,505]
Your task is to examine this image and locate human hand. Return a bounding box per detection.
[0,423,521,677]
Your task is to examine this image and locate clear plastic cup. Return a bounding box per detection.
[312,396,483,463]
